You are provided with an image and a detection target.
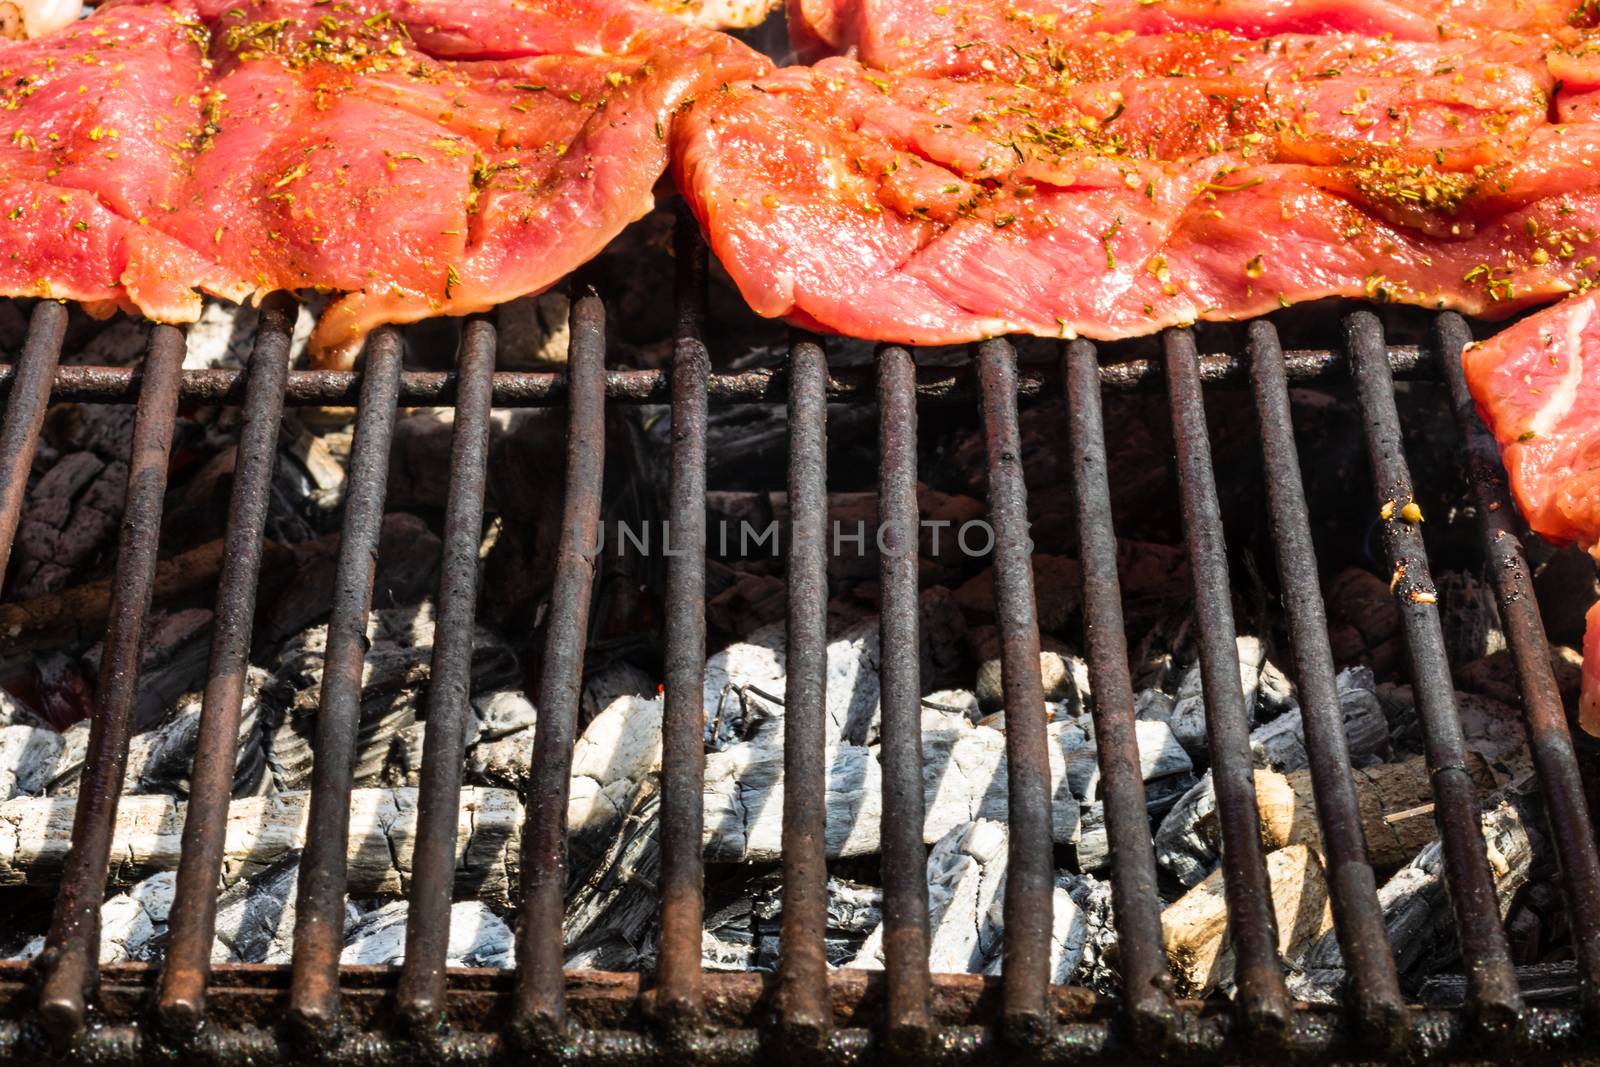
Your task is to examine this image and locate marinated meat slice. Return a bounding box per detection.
[0,0,767,364]
[0,4,254,316]
[674,57,1575,345]
[0,179,241,318]
[790,0,1586,74]
[1460,292,1600,731]
[860,29,1555,90]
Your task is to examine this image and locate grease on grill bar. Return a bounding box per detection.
[0,205,1594,1064]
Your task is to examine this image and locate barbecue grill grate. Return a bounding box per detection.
[0,212,1597,1064]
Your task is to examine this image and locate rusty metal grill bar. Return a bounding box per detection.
[1163,329,1292,1041]
[514,288,608,1043]
[287,327,405,1035]
[1245,320,1407,1048]
[876,343,933,1052]
[158,291,297,1031]
[777,330,832,1048]
[0,967,1594,1065]
[0,301,65,589]
[1062,339,1176,1048]
[0,343,1438,408]
[34,324,185,1045]
[396,314,497,1030]
[1344,310,1523,1039]
[975,338,1054,1047]
[653,216,712,1035]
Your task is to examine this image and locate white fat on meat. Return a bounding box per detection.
[1525,300,1590,440]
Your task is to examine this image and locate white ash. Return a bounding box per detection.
[474,690,539,739]
[848,820,1086,985]
[703,737,883,862]
[0,725,66,800]
[921,689,981,722]
[568,695,662,846]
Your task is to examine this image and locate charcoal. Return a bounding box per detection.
[1061,871,1118,993]
[1245,666,1390,773]
[127,669,270,797]
[953,553,1082,636]
[0,690,42,729]
[83,607,214,732]
[848,820,1085,983]
[1145,636,1286,759]
[8,448,126,599]
[1073,771,1199,872]
[0,725,66,800]
[1531,544,1600,644]
[1457,644,1583,712]
[580,660,657,729]
[495,292,570,368]
[265,602,515,791]
[1156,754,1491,888]
[563,777,662,969]
[1434,570,1506,665]
[1305,798,1535,983]
[751,875,882,971]
[0,787,523,904]
[1378,683,1530,781]
[1162,843,1333,997]
[266,415,349,542]
[1285,966,1345,1006]
[211,853,342,964]
[703,587,967,750]
[1155,674,1401,886]
[7,870,176,965]
[0,539,294,674]
[706,567,787,642]
[256,513,442,645]
[1420,961,1581,1007]
[975,649,1090,714]
[341,899,513,968]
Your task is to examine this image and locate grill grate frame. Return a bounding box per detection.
[0,213,1594,1063]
